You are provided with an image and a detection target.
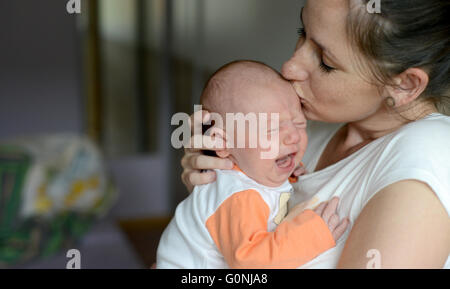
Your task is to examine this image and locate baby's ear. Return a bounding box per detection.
[216,149,230,158]
[205,127,230,158]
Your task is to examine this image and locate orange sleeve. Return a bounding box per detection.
[205,189,335,269]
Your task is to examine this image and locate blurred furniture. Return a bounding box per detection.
[118,216,171,268]
[16,218,144,269]
[0,134,145,268]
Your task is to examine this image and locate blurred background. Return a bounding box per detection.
[0,0,305,268]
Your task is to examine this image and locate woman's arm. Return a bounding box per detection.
[337,180,450,268]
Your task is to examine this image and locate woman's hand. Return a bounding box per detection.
[181,110,234,193]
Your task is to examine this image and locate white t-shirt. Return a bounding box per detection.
[289,113,450,268]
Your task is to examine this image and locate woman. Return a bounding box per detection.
[180,0,450,268]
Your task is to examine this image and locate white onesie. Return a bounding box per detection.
[156,166,334,269]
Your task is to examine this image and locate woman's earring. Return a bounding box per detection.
[385,96,396,108]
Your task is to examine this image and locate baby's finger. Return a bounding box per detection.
[321,197,339,224]
[327,214,340,232]
[313,202,327,216]
[292,166,307,177]
[332,218,350,241]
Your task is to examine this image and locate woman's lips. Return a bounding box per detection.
[292,82,305,100]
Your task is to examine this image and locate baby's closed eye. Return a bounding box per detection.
[294,122,306,129]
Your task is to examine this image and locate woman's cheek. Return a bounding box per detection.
[310,73,340,104]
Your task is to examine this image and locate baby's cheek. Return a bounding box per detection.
[298,130,308,155]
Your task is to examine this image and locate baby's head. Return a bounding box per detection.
[201,60,308,187]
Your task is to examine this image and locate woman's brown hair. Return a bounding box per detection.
[347,0,450,115]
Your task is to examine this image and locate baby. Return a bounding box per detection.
[157,60,347,269]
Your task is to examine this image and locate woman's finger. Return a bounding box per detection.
[187,154,234,171]
[181,149,199,169]
[190,134,227,151]
[185,170,217,187]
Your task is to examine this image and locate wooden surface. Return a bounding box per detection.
[118,217,172,268]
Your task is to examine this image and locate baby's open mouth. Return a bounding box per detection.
[275,153,296,169]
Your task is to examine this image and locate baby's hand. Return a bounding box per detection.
[313,197,350,242]
[292,162,307,177]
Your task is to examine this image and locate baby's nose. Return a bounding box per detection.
[282,126,300,145]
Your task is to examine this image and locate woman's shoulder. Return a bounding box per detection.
[399,112,449,133]
[366,113,450,215]
[373,113,450,173]
[387,113,450,152]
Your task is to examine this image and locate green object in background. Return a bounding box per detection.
[0,138,117,268]
[0,148,30,238]
[0,147,32,266]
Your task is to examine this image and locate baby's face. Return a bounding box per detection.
[226,78,308,187]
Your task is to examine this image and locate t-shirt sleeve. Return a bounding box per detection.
[205,189,335,269]
[364,118,450,217]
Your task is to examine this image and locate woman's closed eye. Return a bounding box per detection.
[297,27,306,38]
[296,27,336,74]
[319,60,336,74]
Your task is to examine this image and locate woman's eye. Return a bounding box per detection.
[297,27,306,38]
[297,27,336,74]
[319,59,336,74]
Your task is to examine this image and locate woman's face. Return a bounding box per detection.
[281,0,383,123]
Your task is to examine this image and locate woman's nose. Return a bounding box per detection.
[281,53,309,82]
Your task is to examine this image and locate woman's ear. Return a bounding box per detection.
[385,68,429,107]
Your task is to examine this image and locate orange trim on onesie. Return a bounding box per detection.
[205,189,335,269]
[232,164,245,174]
